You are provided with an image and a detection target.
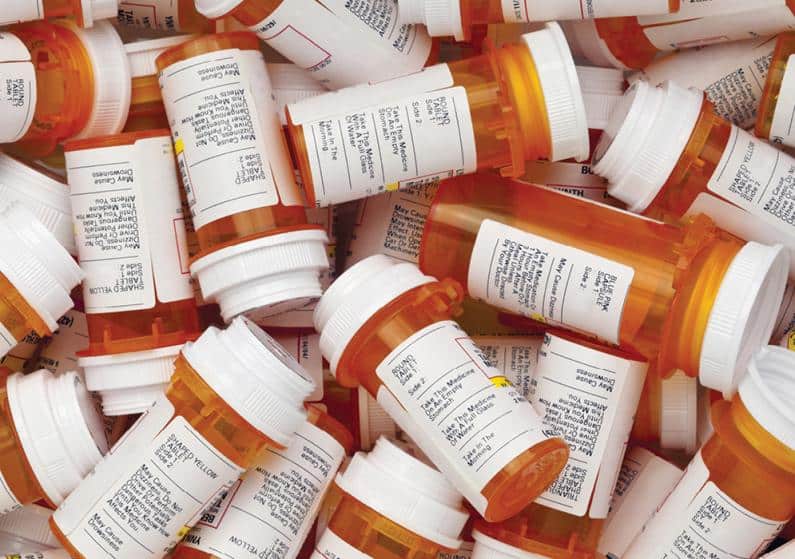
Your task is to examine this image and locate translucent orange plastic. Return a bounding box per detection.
[155,33,316,260]
[333,277,569,522]
[756,33,795,141]
[630,363,663,445]
[125,75,169,133]
[288,38,553,207]
[0,273,51,346]
[419,174,745,378]
[172,0,216,32]
[5,21,96,159]
[39,0,89,26]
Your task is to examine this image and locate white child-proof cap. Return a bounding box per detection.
[314,254,436,375]
[560,20,629,69]
[79,0,119,27]
[700,242,789,397]
[193,0,246,19]
[79,344,184,416]
[521,23,590,162]
[190,229,330,324]
[125,36,197,78]
[575,65,625,131]
[592,80,704,213]
[7,370,108,505]
[472,530,548,559]
[0,504,60,553]
[659,371,698,453]
[0,154,75,256]
[181,317,315,447]
[0,204,83,333]
[397,0,465,41]
[336,437,468,550]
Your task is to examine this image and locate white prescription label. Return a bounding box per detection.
[472,336,543,399]
[182,421,345,559]
[251,0,431,90]
[521,161,619,207]
[311,530,371,559]
[469,219,634,344]
[67,136,193,314]
[9,553,71,559]
[375,321,553,498]
[52,397,245,559]
[0,33,36,143]
[624,452,787,559]
[504,0,670,23]
[160,49,292,229]
[118,0,180,31]
[770,55,795,147]
[708,126,795,242]
[0,0,43,25]
[37,310,88,376]
[0,322,19,361]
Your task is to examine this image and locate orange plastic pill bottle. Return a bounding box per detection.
[757,32,795,148]
[1,0,117,27]
[117,0,214,32]
[286,23,589,207]
[623,346,795,558]
[156,33,329,324]
[0,369,107,513]
[0,204,83,361]
[313,254,569,522]
[312,437,469,559]
[50,317,316,559]
[172,404,353,559]
[1,20,130,158]
[64,131,201,416]
[419,174,789,396]
[193,0,433,90]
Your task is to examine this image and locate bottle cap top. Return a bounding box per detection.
[0,154,75,255]
[336,437,467,549]
[193,0,246,19]
[126,36,197,78]
[471,530,547,559]
[593,80,703,213]
[81,0,119,26]
[397,0,465,40]
[80,344,184,416]
[357,388,398,450]
[190,229,329,324]
[0,504,60,550]
[7,370,107,505]
[575,65,625,131]
[559,20,628,69]
[314,255,435,375]
[659,371,698,453]
[700,242,789,397]
[521,23,590,162]
[181,317,314,446]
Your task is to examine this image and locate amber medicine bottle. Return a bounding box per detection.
[624,346,795,558]
[156,33,329,323]
[172,404,353,559]
[287,22,589,207]
[64,131,201,416]
[419,174,789,395]
[1,0,117,27]
[51,317,315,559]
[117,0,215,32]
[313,437,468,559]
[757,32,795,149]
[0,20,130,158]
[314,254,569,522]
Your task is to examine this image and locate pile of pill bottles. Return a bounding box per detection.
[3,1,795,557]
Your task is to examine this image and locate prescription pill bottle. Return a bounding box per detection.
[314,437,469,559]
[758,32,795,148]
[596,447,683,559]
[1,0,117,27]
[287,23,588,208]
[0,504,60,554]
[563,2,795,70]
[594,80,795,272]
[397,0,675,41]
[624,346,795,558]
[0,204,83,361]
[269,332,324,402]
[35,310,87,377]
[51,317,315,559]
[156,33,329,323]
[193,0,433,90]
[419,174,789,395]
[0,369,107,512]
[633,38,775,130]
[1,20,130,158]
[314,254,569,522]
[470,335,543,397]
[117,0,214,32]
[267,64,326,127]
[172,404,353,559]
[631,367,698,453]
[64,131,201,416]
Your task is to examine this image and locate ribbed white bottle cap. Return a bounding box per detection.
[194,0,246,19]
[472,530,547,559]
[314,255,436,375]
[738,346,795,451]
[659,371,698,453]
[521,23,589,162]
[0,204,83,332]
[191,229,329,324]
[80,0,119,26]
[357,388,398,450]
[80,344,183,416]
[7,370,107,505]
[575,65,625,131]
[336,437,467,549]
[559,20,628,69]
[397,0,464,40]
[69,21,131,140]
[593,80,703,213]
[0,154,75,255]
[125,36,197,78]
[700,242,789,398]
[181,317,314,446]
[0,504,59,553]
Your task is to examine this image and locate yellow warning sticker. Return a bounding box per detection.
[174,138,184,155]
[490,376,512,388]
